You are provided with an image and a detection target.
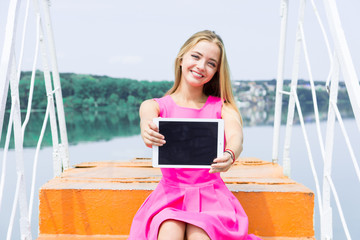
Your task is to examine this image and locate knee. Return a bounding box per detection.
[186,224,211,240]
[186,234,211,240]
[158,220,186,240]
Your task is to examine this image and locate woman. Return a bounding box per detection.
[128,30,261,240]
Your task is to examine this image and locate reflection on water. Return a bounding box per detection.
[241,101,354,126]
[0,108,140,148]
[65,108,140,144]
[1,104,354,148]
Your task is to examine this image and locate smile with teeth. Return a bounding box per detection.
[191,70,204,78]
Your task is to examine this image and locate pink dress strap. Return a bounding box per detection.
[154,95,222,119]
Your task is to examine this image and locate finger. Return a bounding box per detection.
[144,139,164,147]
[210,166,229,173]
[212,158,226,164]
[209,165,228,173]
[145,128,166,144]
[210,160,232,173]
[146,122,165,139]
[210,164,224,173]
[144,134,166,146]
[211,162,226,169]
[148,121,159,132]
[141,120,165,147]
[209,165,220,173]
[146,129,165,141]
[213,155,230,164]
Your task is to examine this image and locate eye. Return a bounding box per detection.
[208,62,216,68]
[191,54,200,59]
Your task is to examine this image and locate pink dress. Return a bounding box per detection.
[128,95,261,240]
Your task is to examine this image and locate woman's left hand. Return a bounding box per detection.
[209,152,233,173]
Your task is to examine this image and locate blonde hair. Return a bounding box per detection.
[166,30,241,117]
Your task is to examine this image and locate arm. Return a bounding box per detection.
[139,99,166,148]
[209,103,243,173]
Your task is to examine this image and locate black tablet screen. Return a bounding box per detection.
[158,121,219,166]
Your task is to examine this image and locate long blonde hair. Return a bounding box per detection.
[166,30,240,117]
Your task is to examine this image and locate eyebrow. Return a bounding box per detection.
[192,51,219,64]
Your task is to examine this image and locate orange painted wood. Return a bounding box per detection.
[234,191,314,237]
[39,189,150,235]
[38,159,314,238]
[37,234,129,240]
[37,234,315,240]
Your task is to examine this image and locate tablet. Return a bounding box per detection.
[152,118,224,168]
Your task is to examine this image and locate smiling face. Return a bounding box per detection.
[180,40,221,89]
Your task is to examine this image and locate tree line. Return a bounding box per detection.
[7,71,173,111]
[6,71,352,113]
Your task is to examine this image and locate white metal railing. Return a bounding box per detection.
[1,0,358,239]
[273,0,360,240]
[0,0,69,239]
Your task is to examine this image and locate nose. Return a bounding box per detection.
[196,59,206,71]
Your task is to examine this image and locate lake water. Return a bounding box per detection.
[0,115,359,239]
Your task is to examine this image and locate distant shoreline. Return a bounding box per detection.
[6,71,353,113]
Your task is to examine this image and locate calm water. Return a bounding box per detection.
[0,113,359,239]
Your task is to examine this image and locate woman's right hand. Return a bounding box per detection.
[141,120,166,148]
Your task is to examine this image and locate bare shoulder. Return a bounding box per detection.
[221,103,240,119]
[139,99,160,117]
[141,99,159,109]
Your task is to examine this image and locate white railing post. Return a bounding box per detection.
[31,0,62,176]
[322,0,360,132]
[9,54,32,240]
[0,0,22,214]
[0,0,32,238]
[272,0,289,164]
[0,0,21,142]
[321,54,339,240]
[1,0,70,236]
[282,0,306,177]
[41,0,70,170]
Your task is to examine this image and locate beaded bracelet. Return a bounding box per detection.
[224,149,235,164]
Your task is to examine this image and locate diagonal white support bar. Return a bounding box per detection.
[272,0,289,164]
[40,0,70,170]
[331,101,360,183]
[9,53,32,240]
[322,0,360,132]
[16,0,31,81]
[32,0,61,176]
[28,101,50,222]
[309,0,333,60]
[299,23,326,161]
[309,0,334,91]
[322,53,340,240]
[6,173,21,240]
[0,0,21,142]
[326,175,352,240]
[0,110,14,212]
[21,14,41,138]
[293,89,323,218]
[282,0,306,177]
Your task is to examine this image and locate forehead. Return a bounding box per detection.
[189,40,221,61]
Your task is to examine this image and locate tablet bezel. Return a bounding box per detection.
[152,118,224,168]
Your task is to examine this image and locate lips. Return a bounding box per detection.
[191,70,204,78]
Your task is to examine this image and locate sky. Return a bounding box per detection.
[0,0,359,82]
